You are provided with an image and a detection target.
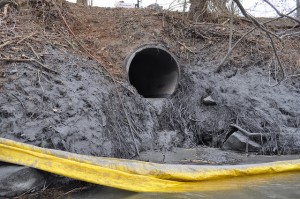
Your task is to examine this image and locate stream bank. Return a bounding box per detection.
[1,1,300,197]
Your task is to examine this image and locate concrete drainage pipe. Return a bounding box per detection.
[125,45,180,98]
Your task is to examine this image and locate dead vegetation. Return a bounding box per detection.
[0,2,300,198]
[1,0,299,85]
[0,0,300,157]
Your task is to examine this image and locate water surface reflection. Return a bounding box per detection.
[71,172,300,199]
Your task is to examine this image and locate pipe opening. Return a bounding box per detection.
[126,46,179,98]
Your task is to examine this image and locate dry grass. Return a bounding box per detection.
[1,0,299,88]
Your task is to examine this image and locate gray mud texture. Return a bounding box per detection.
[166,65,300,154]
[0,46,158,158]
[1,45,300,159]
[138,146,300,165]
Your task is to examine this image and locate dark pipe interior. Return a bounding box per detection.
[128,48,179,98]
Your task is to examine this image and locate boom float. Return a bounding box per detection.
[1,138,300,192]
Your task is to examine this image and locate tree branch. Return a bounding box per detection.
[223,124,264,144]
[214,28,254,73]
[215,0,296,73]
[233,0,281,40]
[263,0,300,24]
[230,124,263,137]
[266,33,286,86]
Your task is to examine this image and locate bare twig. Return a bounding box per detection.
[9,93,26,111]
[280,31,300,39]
[0,40,13,49]
[222,18,230,25]
[115,80,135,95]
[263,0,300,24]
[0,58,59,74]
[229,124,264,137]
[216,1,297,73]
[63,186,90,196]
[17,32,38,44]
[215,0,237,73]
[233,0,281,40]
[223,124,264,153]
[215,28,255,73]
[178,41,196,54]
[27,42,41,60]
[266,33,285,86]
[262,5,300,27]
[37,70,44,92]
[14,186,38,199]
[228,1,234,50]
[268,56,274,85]
[119,94,140,157]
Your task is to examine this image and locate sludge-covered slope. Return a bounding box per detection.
[1,1,300,159]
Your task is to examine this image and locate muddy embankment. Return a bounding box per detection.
[1,45,300,158]
[1,1,300,197]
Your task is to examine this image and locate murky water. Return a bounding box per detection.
[70,172,300,199]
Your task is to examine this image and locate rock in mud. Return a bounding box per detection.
[0,165,46,197]
[202,96,217,106]
[223,132,261,152]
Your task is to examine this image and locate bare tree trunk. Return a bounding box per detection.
[217,0,229,12]
[76,0,88,6]
[189,0,229,21]
[183,0,187,12]
[189,0,208,21]
[297,0,300,18]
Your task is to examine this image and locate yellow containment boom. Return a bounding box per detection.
[1,137,300,192]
